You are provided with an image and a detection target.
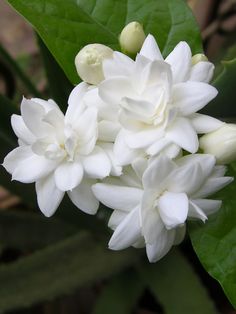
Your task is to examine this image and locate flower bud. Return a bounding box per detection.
[191,53,208,65]
[119,21,146,54]
[200,124,236,164]
[75,44,113,85]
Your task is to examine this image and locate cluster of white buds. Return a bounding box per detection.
[3,22,235,262]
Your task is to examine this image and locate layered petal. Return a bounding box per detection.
[172,82,218,116]
[92,183,142,211]
[82,146,111,179]
[109,206,141,250]
[68,179,99,214]
[158,191,189,229]
[36,175,64,217]
[54,161,84,191]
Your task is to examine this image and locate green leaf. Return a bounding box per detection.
[37,35,73,111]
[8,0,202,84]
[0,210,76,251]
[93,270,144,314]
[138,249,218,314]
[203,58,236,118]
[189,163,236,308]
[0,232,140,313]
[0,45,41,97]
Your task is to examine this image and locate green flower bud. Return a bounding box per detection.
[75,44,113,85]
[119,21,146,54]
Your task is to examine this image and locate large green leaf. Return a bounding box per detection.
[138,249,218,314]
[189,163,236,308]
[203,58,236,118]
[0,232,140,313]
[8,0,202,84]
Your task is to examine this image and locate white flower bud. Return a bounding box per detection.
[119,21,146,54]
[75,44,113,85]
[191,53,208,65]
[200,124,236,164]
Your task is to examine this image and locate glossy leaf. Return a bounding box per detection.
[189,163,236,308]
[0,232,140,313]
[138,249,218,314]
[8,0,202,84]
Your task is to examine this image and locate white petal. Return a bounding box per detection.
[99,77,135,105]
[176,154,216,180]
[103,51,134,78]
[12,154,56,183]
[193,177,233,199]
[98,120,120,142]
[36,175,64,217]
[109,206,141,250]
[166,117,198,153]
[76,107,98,146]
[146,226,176,262]
[172,82,218,116]
[82,146,111,179]
[140,34,163,61]
[188,200,207,222]
[114,130,142,166]
[165,42,191,83]
[145,137,171,156]
[126,127,164,149]
[158,191,189,229]
[174,225,186,245]
[68,179,99,214]
[108,210,127,230]
[21,98,52,137]
[3,146,32,174]
[31,98,60,112]
[143,154,176,190]
[92,183,143,211]
[132,157,148,180]
[11,115,35,144]
[190,113,223,134]
[168,162,204,196]
[98,142,122,176]
[191,199,222,217]
[54,162,83,191]
[66,82,88,123]
[142,207,163,244]
[190,61,214,83]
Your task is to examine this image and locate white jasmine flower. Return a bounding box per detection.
[75,44,113,85]
[119,21,146,54]
[92,154,233,262]
[3,83,111,217]
[98,35,222,165]
[200,123,236,164]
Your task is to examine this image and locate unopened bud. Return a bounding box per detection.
[119,21,146,55]
[200,124,236,164]
[191,53,208,65]
[75,44,113,85]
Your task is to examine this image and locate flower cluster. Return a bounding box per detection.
[3,24,235,262]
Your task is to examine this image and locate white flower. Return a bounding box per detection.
[92,153,233,262]
[97,35,222,165]
[75,44,113,85]
[200,123,236,164]
[119,21,146,54]
[3,83,111,217]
